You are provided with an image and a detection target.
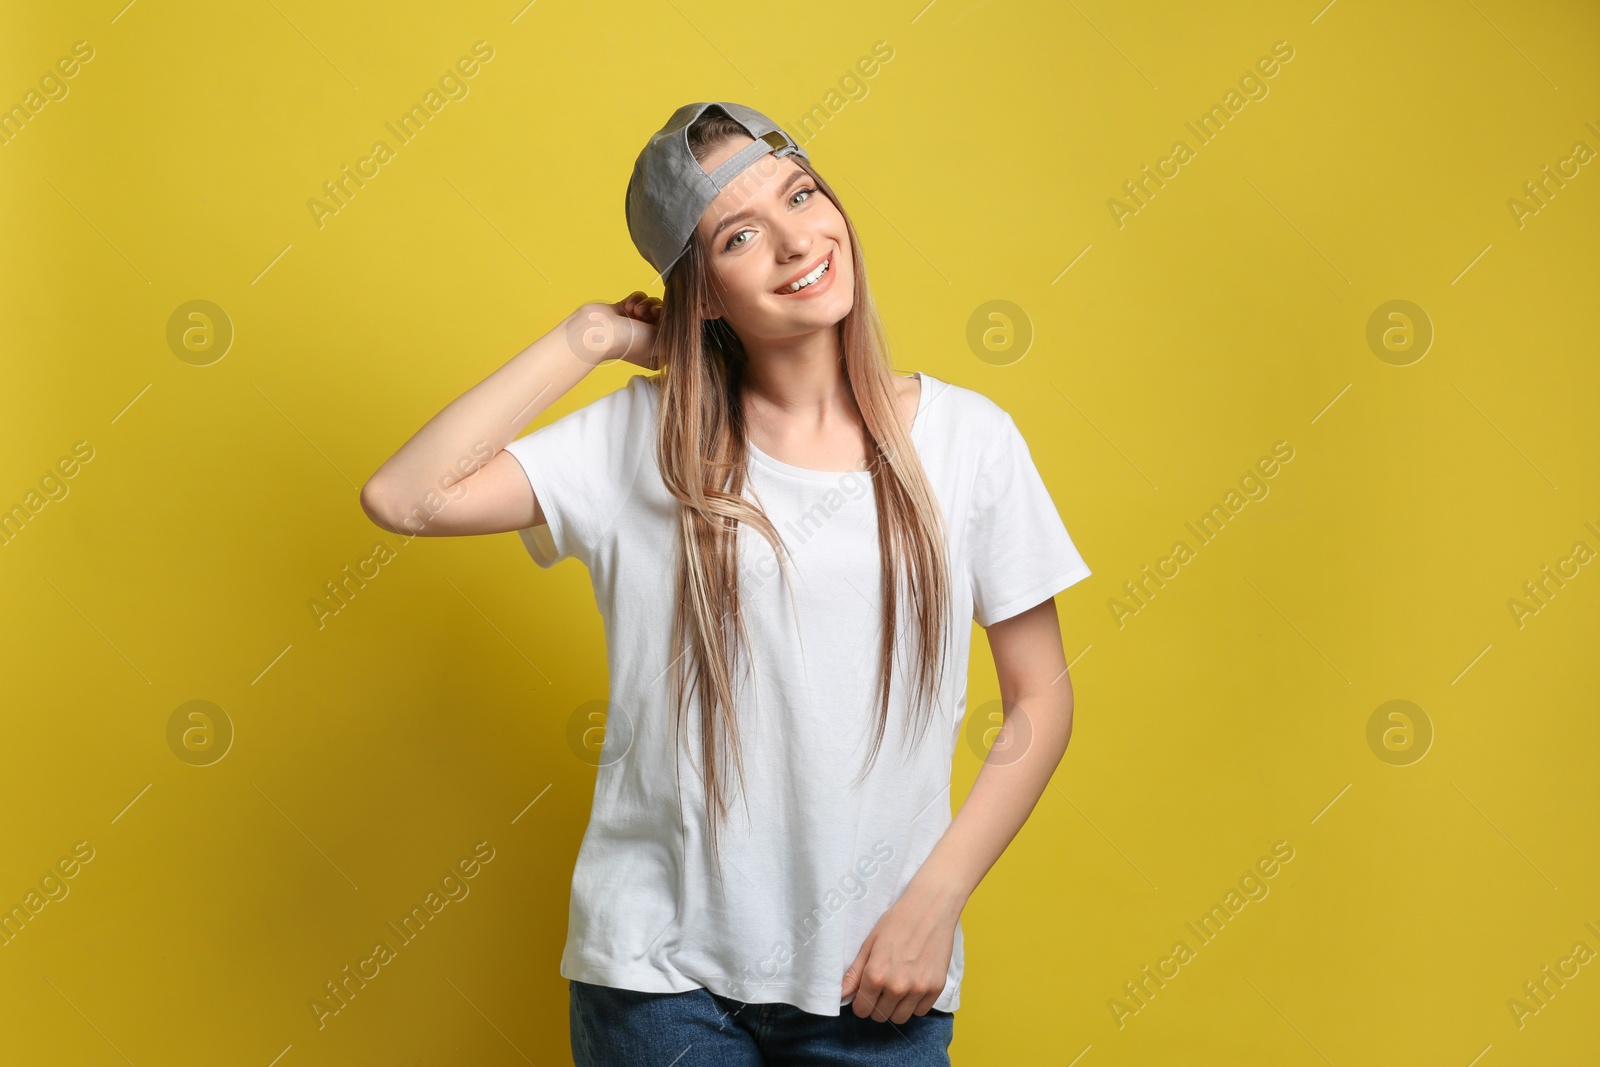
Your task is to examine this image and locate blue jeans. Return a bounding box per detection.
[569,979,955,1066]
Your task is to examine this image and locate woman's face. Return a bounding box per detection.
[691,136,854,343]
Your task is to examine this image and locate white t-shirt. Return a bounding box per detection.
[503,370,1091,1016]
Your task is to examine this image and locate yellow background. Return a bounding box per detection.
[3,0,1597,1063]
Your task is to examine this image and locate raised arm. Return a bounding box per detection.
[359,294,661,538]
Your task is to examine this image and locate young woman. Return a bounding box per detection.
[360,102,1092,1066]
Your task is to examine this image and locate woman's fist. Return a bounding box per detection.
[566,294,665,370]
[609,291,664,370]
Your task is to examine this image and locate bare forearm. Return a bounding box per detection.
[908,682,1074,912]
[363,304,602,517]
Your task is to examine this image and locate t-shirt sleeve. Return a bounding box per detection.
[968,411,1092,627]
[501,373,653,569]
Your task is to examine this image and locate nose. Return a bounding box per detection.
[771,214,813,263]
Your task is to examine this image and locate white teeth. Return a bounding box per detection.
[781,255,829,292]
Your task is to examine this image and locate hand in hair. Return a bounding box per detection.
[608,290,665,371]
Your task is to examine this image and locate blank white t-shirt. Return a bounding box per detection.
[503,370,1091,1016]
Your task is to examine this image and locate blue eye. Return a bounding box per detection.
[722,187,819,251]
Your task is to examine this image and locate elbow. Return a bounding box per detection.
[359,478,398,533]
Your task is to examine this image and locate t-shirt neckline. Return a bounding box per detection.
[746,372,932,482]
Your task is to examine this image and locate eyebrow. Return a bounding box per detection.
[711,169,810,241]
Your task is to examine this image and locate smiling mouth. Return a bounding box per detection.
[773,252,832,294]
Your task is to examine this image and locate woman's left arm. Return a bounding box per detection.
[843,597,1075,1023]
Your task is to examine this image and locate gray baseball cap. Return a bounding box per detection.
[625,102,810,281]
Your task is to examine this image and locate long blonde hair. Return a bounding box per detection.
[651,110,953,862]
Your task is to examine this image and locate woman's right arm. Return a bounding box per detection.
[358,294,661,538]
